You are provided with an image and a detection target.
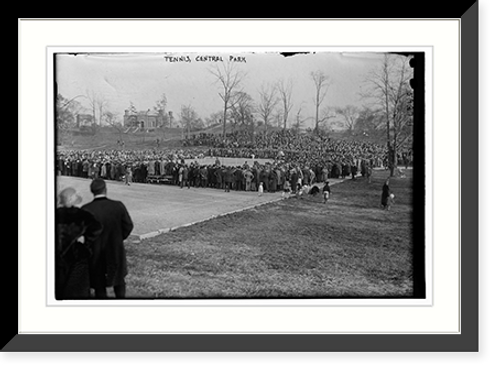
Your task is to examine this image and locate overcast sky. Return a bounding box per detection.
[55,51,390,127]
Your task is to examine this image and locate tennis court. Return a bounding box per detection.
[57,175,283,240]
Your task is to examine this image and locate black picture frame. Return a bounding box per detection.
[11,2,479,352]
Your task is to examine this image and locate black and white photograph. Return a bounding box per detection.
[52,48,427,301]
[14,11,486,361]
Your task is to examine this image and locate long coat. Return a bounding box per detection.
[82,197,134,289]
[215,167,223,187]
[56,207,102,300]
[260,169,269,191]
[381,182,390,207]
[223,168,234,183]
[290,171,299,192]
[268,170,278,192]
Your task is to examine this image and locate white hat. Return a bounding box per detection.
[58,187,83,207]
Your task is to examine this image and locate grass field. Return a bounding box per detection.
[123,169,414,299]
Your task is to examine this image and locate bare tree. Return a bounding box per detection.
[317,106,337,133]
[229,91,254,131]
[103,111,118,126]
[208,61,246,142]
[276,78,294,130]
[355,106,385,138]
[180,104,201,139]
[153,93,168,127]
[335,105,361,133]
[310,70,330,133]
[205,111,223,129]
[86,90,107,134]
[105,111,126,143]
[56,94,83,130]
[292,105,306,134]
[363,54,413,175]
[273,109,283,129]
[257,83,278,142]
[56,94,86,145]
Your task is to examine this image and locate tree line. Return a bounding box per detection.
[56,53,413,175]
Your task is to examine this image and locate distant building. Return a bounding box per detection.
[76,114,94,127]
[123,109,158,128]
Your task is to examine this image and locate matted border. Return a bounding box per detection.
[45,45,431,307]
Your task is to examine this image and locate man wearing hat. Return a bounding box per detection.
[82,178,134,299]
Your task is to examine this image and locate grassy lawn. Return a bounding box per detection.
[125,169,414,298]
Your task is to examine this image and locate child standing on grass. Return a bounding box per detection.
[258,182,264,196]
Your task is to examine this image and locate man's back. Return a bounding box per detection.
[82,197,133,243]
[82,197,134,291]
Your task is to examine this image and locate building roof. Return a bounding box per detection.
[125,110,157,117]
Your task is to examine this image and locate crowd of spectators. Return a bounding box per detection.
[56,130,413,193]
[183,129,413,169]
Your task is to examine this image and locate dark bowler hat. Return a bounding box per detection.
[90,178,106,195]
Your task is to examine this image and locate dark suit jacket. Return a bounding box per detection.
[82,197,134,289]
[223,168,234,183]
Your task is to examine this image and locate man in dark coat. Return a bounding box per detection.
[342,163,351,179]
[253,166,260,191]
[200,166,208,188]
[268,169,277,193]
[207,165,215,188]
[192,165,200,187]
[215,166,223,189]
[234,167,244,191]
[381,178,391,210]
[260,168,269,192]
[223,167,234,192]
[139,163,148,183]
[351,162,358,180]
[183,165,190,189]
[82,179,134,299]
[290,170,298,193]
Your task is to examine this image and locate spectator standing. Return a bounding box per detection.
[351,162,358,180]
[381,178,391,210]
[82,179,134,299]
[244,168,254,191]
[322,181,331,204]
[258,182,264,196]
[56,187,102,300]
[124,165,132,186]
[178,165,185,188]
[183,165,190,189]
[224,167,234,192]
[322,166,329,183]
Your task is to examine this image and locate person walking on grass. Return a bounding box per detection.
[381,178,392,211]
[82,179,134,299]
[322,181,331,204]
[366,164,373,184]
